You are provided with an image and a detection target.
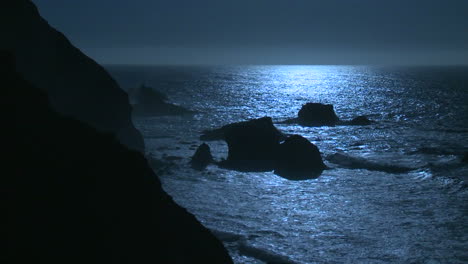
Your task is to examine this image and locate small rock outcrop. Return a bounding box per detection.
[297,103,339,126]
[191,143,214,170]
[218,117,284,171]
[349,115,372,126]
[131,85,192,116]
[274,135,326,179]
[462,152,468,163]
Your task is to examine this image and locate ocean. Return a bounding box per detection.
[106,65,468,264]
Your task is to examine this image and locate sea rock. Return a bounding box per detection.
[462,152,468,163]
[131,85,193,116]
[219,117,284,171]
[1,0,144,151]
[274,135,326,179]
[201,118,326,178]
[191,143,214,170]
[201,116,285,141]
[349,115,372,126]
[297,103,339,126]
[4,53,233,264]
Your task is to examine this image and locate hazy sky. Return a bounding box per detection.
[33,0,468,65]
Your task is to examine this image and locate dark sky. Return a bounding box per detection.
[33,0,468,65]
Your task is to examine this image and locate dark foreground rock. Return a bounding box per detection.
[298,103,339,126]
[274,135,326,179]
[191,143,214,170]
[217,117,285,171]
[131,85,193,116]
[4,54,232,263]
[349,115,372,126]
[1,0,144,151]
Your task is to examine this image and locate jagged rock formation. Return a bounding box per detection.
[201,117,325,178]
[3,52,232,264]
[0,0,144,151]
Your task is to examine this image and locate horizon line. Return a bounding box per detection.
[101,62,468,67]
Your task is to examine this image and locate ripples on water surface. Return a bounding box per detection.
[107,65,468,263]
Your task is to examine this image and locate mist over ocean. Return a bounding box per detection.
[107,65,468,264]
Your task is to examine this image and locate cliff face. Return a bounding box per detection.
[0,0,143,151]
[4,53,232,263]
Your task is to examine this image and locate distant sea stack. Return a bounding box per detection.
[130,84,193,116]
[298,103,339,126]
[0,0,144,151]
[4,52,233,263]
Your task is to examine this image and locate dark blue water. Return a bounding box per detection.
[107,65,468,264]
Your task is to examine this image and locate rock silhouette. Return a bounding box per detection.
[274,135,326,179]
[349,115,372,126]
[191,143,214,170]
[217,117,284,171]
[1,0,143,151]
[130,85,192,116]
[4,52,232,264]
[203,117,325,177]
[280,104,373,127]
[298,103,339,126]
[201,116,285,141]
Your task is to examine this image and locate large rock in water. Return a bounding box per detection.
[201,118,326,178]
[0,0,144,151]
[201,116,285,141]
[4,53,232,264]
[219,117,284,171]
[298,103,339,126]
[274,135,326,179]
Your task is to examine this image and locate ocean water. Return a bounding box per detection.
[107,65,468,264]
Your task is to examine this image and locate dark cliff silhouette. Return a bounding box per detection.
[0,0,143,151]
[3,52,232,263]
